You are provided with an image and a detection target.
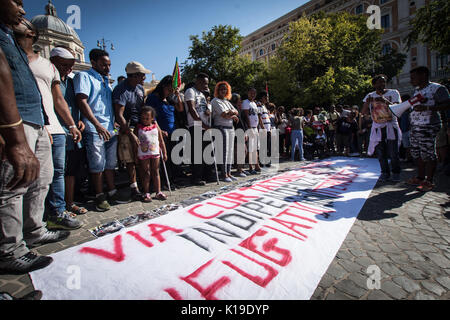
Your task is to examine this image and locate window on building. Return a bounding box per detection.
[355,4,363,14]
[380,0,389,4]
[271,44,276,51]
[382,43,392,55]
[259,49,265,56]
[436,54,449,70]
[410,1,415,6]
[381,14,390,29]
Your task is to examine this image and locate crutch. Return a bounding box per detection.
[160,148,172,196]
[209,113,220,185]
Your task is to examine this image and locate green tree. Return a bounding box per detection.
[373,48,407,82]
[406,0,450,55]
[182,25,268,95]
[268,12,386,108]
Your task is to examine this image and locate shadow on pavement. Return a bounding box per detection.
[357,185,423,221]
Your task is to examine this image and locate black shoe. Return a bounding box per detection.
[131,188,142,201]
[0,253,53,275]
[0,290,43,300]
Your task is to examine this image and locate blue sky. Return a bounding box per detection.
[24,0,308,82]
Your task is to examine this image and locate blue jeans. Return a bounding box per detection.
[46,134,67,216]
[291,130,304,161]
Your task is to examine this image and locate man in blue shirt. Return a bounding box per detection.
[74,49,128,212]
[0,0,68,275]
[113,61,150,200]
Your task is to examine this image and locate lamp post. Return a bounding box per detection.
[97,38,115,51]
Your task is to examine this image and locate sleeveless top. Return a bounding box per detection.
[137,123,160,160]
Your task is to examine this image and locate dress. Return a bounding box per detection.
[137,124,160,161]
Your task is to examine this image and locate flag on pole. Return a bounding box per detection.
[172,58,181,90]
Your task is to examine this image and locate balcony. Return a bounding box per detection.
[433,69,450,79]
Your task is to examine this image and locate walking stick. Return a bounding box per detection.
[160,149,172,196]
[209,113,220,185]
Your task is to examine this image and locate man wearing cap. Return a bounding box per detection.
[13,19,83,232]
[113,61,150,200]
[74,49,129,212]
[50,46,88,217]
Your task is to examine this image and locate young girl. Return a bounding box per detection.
[136,106,168,203]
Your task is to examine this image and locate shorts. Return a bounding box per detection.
[84,133,118,173]
[402,130,411,149]
[118,133,136,164]
[410,125,440,161]
[65,147,86,177]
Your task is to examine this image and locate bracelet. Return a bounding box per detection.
[0,119,23,129]
[69,125,77,129]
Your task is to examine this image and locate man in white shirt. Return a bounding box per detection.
[242,88,262,174]
[362,74,402,182]
[184,73,210,186]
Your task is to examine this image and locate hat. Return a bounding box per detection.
[50,47,75,60]
[125,61,151,74]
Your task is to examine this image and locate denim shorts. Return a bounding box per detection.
[84,133,118,173]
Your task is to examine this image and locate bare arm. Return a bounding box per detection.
[52,83,81,143]
[362,100,371,116]
[0,47,40,190]
[76,93,111,141]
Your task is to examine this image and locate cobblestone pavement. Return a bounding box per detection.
[1,158,449,300]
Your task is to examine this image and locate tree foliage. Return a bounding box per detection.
[406,0,450,55]
[268,12,388,108]
[182,25,268,95]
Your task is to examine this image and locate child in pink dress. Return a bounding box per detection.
[136,106,168,202]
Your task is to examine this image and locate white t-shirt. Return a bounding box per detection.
[241,99,259,128]
[184,87,209,128]
[211,98,235,127]
[363,89,401,125]
[258,104,271,131]
[410,82,446,126]
[29,56,65,135]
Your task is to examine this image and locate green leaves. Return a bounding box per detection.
[268,12,384,107]
[182,24,268,95]
[406,0,450,55]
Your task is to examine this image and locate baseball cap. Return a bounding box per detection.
[125,61,151,74]
[50,47,75,60]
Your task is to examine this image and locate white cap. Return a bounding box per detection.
[125,61,151,74]
[50,47,75,60]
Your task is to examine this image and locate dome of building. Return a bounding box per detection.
[30,0,90,72]
[30,0,80,41]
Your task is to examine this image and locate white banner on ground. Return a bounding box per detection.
[30,158,380,300]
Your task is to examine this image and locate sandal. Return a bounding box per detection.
[141,193,152,203]
[68,204,88,216]
[416,180,434,192]
[155,192,167,201]
[406,177,423,186]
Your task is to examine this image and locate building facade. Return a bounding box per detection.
[240,0,449,94]
[31,0,91,72]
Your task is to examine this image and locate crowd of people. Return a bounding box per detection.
[0,0,449,282]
